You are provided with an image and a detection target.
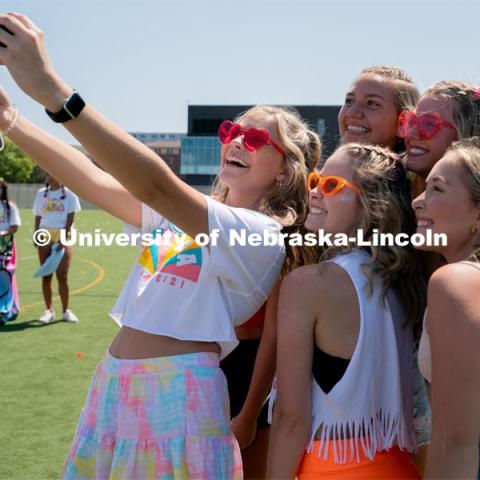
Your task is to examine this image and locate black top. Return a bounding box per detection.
[312,345,350,394]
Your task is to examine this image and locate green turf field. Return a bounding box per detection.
[0,209,138,480]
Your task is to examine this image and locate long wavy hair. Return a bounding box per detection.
[211,105,322,274]
[320,143,426,327]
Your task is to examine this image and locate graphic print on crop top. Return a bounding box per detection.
[40,197,66,214]
[137,223,203,292]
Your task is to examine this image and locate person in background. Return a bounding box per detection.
[0,178,21,324]
[33,174,81,323]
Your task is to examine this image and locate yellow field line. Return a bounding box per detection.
[21,256,105,311]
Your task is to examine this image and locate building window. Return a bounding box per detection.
[317,119,326,136]
[180,137,221,175]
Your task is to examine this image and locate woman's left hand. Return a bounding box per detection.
[231,413,257,450]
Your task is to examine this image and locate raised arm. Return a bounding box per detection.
[424,264,480,479]
[0,13,208,238]
[0,88,141,226]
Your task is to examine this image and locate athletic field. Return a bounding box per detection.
[0,209,138,480]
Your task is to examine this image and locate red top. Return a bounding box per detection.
[241,302,267,329]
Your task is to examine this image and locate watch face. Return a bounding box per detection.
[64,92,86,119]
[46,92,86,123]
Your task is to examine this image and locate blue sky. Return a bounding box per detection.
[0,0,478,144]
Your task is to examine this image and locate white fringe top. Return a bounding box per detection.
[308,250,417,463]
[268,250,417,463]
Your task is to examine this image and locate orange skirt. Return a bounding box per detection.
[297,440,420,479]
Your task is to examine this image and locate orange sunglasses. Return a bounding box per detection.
[307,172,362,195]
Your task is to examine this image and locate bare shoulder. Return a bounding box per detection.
[281,261,355,303]
[428,262,480,328]
[429,262,480,302]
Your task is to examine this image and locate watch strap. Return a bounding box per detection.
[45,91,86,123]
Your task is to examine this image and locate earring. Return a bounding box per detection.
[276,180,284,187]
[472,225,480,235]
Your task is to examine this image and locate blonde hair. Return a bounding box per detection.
[447,136,480,263]
[211,105,322,274]
[321,143,426,327]
[359,66,420,153]
[425,81,480,138]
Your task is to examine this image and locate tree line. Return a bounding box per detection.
[0,137,47,183]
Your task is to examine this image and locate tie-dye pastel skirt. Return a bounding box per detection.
[63,350,243,479]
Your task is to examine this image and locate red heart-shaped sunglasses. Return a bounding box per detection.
[398,111,456,140]
[218,120,286,156]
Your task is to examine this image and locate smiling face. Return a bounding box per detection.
[405,95,458,178]
[218,112,287,208]
[305,151,362,234]
[412,152,480,261]
[338,73,399,150]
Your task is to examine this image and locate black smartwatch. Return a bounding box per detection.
[45,91,85,123]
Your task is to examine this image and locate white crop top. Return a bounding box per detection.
[418,260,480,384]
[308,250,417,463]
[110,196,286,359]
